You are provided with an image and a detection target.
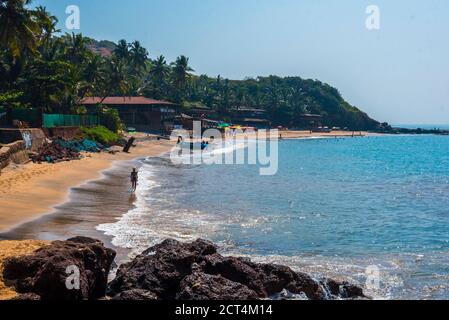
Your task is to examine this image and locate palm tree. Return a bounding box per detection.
[150,55,169,81]
[129,40,148,76]
[63,32,89,65]
[0,0,40,58]
[82,54,105,97]
[171,55,194,102]
[102,57,130,99]
[113,39,129,61]
[34,6,59,46]
[144,55,169,99]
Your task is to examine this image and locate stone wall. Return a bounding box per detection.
[0,141,27,171]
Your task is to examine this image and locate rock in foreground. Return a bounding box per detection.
[2,237,116,300]
[108,239,365,300]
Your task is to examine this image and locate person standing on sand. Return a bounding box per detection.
[130,168,138,192]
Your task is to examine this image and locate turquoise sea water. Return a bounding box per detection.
[98,135,449,299]
[394,124,449,130]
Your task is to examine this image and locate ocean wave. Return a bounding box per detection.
[96,162,223,257]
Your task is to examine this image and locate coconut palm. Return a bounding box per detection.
[129,40,148,76]
[0,0,40,58]
[113,39,129,61]
[82,54,105,98]
[102,57,130,99]
[171,55,194,102]
[63,32,89,65]
[143,55,169,99]
[34,6,59,45]
[150,55,169,82]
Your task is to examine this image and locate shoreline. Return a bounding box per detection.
[1,132,446,300]
[0,138,175,233]
[0,130,372,234]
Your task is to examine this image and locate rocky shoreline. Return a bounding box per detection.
[1,237,366,300]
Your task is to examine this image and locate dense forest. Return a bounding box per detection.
[0,0,380,130]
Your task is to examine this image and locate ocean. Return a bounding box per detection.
[3,134,449,299]
[394,124,449,130]
[96,135,449,300]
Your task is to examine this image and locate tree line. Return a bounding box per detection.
[0,0,379,129]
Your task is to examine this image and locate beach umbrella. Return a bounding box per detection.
[218,123,231,128]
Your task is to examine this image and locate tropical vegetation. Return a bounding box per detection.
[80,125,121,145]
[0,0,379,130]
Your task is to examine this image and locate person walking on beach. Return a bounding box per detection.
[130,168,138,192]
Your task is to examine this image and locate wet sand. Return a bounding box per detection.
[0,138,175,233]
[0,158,143,263]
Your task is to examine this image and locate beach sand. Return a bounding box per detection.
[0,138,175,233]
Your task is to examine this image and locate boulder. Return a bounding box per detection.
[112,289,158,301]
[177,265,259,300]
[108,239,212,300]
[108,238,365,300]
[2,237,116,300]
[10,293,41,301]
[322,278,365,299]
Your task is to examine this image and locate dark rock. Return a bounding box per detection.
[323,279,365,299]
[108,238,365,300]
[108,239,211,299]
[2,237,116,300]
[66,236,102,245]
[177,265,259,300]
[10,293,41,300]
[112,289,158,301]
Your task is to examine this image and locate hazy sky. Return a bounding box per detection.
[34,0,449,125]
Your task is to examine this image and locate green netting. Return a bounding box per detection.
[12,108,40,123]
[43,114,98,128]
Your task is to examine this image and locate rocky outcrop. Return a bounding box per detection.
[2,237,116,300]
[108,239,366,300]
[0,140,27,170]
[0,240,49,300]
[2,237,365,301]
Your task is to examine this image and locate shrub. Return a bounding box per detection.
[99,107,124,133]
[80,126,121,145]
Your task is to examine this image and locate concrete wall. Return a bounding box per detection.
[0,128,46,151]
[43,127,81,140]
[0,141,27,171]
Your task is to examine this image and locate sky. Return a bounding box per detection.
[33,0,449,125]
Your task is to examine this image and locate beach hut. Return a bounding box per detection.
[230,107,271,129]
[80,97,179,134]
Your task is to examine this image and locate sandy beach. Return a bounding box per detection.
[0,130,371,234]
[0,137,175,233]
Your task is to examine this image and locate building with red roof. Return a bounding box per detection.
[80,97,179,133]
